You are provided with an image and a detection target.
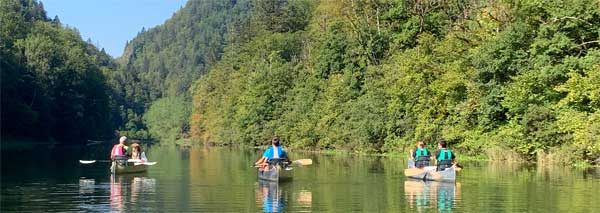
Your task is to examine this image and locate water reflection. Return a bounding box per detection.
[79,178,95,194]
[256,180,286,212]
[131,176,156,204]
[109,174,156,211]
[404,180,460,211]
[295,190,312,207]
[110,175,125,211]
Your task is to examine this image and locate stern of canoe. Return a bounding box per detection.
[258,165,292,182]
[405,159,432,180]
[405,159,456,182]
[425,166,456,182]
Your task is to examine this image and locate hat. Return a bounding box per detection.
[119,136,128,143]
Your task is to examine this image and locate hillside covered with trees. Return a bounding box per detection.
[111,0,252,141]
[191,0,600,165]
[1,0,116,143]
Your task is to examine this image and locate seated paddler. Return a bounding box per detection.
[254,136,291,170]
[110,136,129,172]
[130,143,148,162]
[111,136,129,161]
[435,140,456,171]
[409,140,431,168]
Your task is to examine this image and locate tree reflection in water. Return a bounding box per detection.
[404,180,461,211]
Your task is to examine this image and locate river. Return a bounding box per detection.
[2,144,599,212]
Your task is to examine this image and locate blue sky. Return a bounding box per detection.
[41,0,187,58]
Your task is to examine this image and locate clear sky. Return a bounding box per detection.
[41,0,187,58]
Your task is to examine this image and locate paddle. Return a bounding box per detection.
[79,160,111,164]
[453,162,463,172]
[127,159,157,165]
[404,168,427,177]
[291,159,312,166]
[79,159,157,165]
[134,161,157,166]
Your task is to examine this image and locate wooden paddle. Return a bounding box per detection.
[291,159,312,166]
[404,168,427,177]
[453,162,463,172]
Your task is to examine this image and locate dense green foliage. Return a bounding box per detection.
[191,0,600,165]
[1,0,116,143]
[2,0,598,166]
[143,96,190,144]
[110,0,252,139]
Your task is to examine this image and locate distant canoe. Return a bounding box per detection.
[258,164,292,182]
[405,159,456,182]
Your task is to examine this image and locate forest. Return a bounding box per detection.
[1,0,599,166]
[1,0,116,143]
[190,0,600,165]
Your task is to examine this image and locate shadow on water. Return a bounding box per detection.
[404,180,460,211]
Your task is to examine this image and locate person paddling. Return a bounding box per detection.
[111,136,129,160]
[110,136,129,173]
[434,140,456,171]
[255,136,291,170]
[409,141,431,168]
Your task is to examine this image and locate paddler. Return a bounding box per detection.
[110,136,129,173]
[434,140,456,171]
[409,140,431,168]
[254,136,291,170]
[111,136,129,160]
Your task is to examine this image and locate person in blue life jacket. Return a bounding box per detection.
[409,140,431,168]
[255,136,291,169]
[434,140,456,171]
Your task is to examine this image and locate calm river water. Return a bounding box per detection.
[2,144,599,212]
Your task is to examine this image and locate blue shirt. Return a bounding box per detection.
[262,146,288,160]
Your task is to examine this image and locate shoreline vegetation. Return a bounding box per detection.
[2,136,597,168]
[189,0,600,168]
[2,0,599,169]
[193,142,599,168]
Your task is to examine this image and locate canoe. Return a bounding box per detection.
[426,166,455,182]
[111,161,147,174]
[258,164,292,182]
[405,159,456,182]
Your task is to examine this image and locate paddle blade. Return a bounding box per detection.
[453,163,463,172]
[134,162,157,166]
[404,168,426,177]
[292,159,312,166]
[79,160,96,164]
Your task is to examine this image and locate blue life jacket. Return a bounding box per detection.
[263,146,287,160]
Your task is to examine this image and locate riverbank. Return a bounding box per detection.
[200,142,598,168]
